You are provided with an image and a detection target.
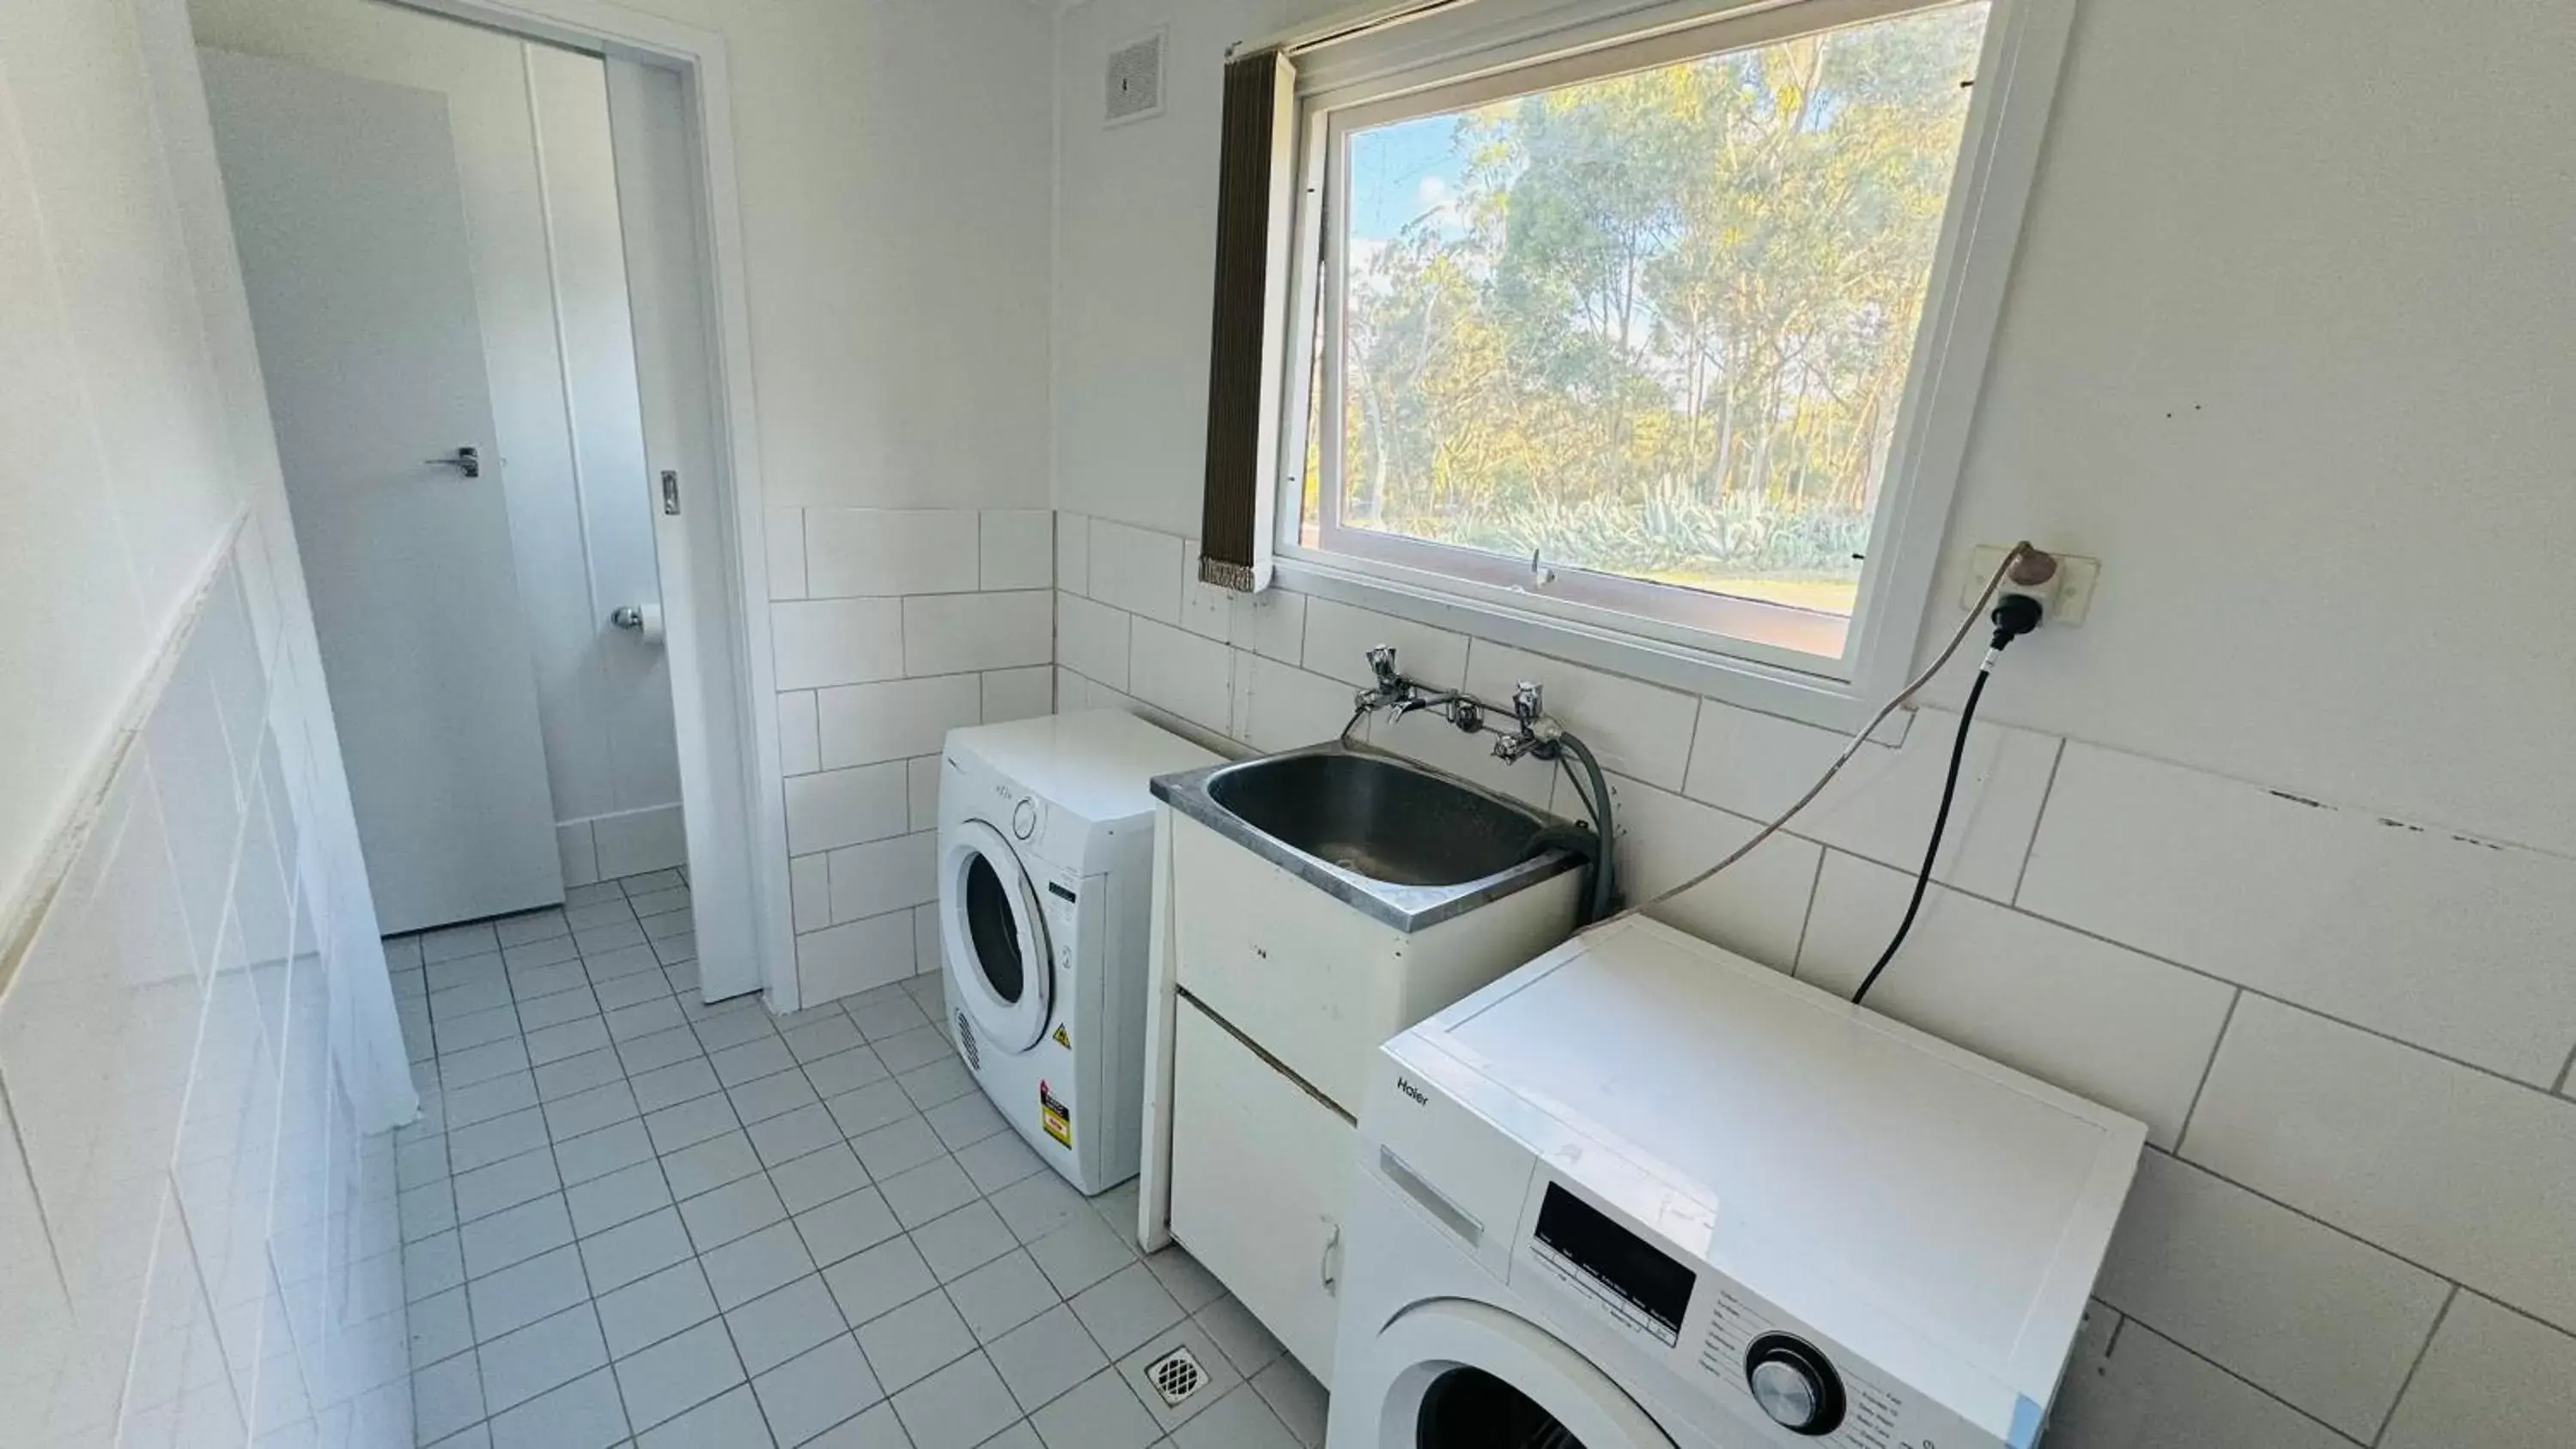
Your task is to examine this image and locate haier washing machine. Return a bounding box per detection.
[1328,916,2145,1448]
[939,711,1218,1195]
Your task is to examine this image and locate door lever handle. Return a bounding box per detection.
[425,446,481,478]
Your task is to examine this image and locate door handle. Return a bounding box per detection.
[424,446,481,478]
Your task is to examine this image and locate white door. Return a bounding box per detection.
[940,820,1053,1051]
[202,49,562,934]
[603,58,766,1001]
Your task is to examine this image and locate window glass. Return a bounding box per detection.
[1315,2,1989,648]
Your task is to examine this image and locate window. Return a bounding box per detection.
[1266,0,2068,713]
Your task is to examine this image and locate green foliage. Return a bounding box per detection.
[1337,3,1985,603]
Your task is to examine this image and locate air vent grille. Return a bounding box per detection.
[1105,30,1165,125]
[955,1009,981,1071]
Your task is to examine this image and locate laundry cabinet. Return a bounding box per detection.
[1155,803,1581,1384]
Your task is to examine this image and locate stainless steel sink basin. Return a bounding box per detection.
[1151,741,1581,931]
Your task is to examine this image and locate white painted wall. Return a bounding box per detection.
[550,0,1060,512]
[0,0,416,1442]
[1050,0,2576,1443]
[770,506,1057,1004]
[1054,0,2576,861]
[192,1,688,875]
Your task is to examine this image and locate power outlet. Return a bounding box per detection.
[1962,545,2100,626]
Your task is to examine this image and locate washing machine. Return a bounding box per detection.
[939,710,1219,1195]
[1328,917,2146,1449]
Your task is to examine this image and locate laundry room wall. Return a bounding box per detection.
[2,0,419,1441]
[768,507,1056,1005]
[192,0,690,885]
[1048,0,2576,1443]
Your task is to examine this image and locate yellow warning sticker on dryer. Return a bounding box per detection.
[1039,1081,1072,1148]
[1052,1023,1072,1050]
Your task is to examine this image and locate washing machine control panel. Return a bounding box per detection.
[1745,1334,1844,1435]
[1506,1168,2008,1449]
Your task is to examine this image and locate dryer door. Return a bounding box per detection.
[1341,1300,1680,1449]
[942,819,1053,1052]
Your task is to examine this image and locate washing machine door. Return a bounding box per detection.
[941,819,1052,1052]
[1344,1300,1680,1449]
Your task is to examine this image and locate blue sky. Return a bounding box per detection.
[1347,112,1471,243]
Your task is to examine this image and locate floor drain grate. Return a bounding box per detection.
[1145,1345,1206,1408]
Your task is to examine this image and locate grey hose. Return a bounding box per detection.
[1552,731,1618,924]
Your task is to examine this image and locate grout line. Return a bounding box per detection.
[2009,736,2066,907]
[2110,1308,2373,1446]
[1787,848,1830,979]
[2554,1040,2576,1097]
[2172,988,2242,1149]
[2163,1144,2480,1315]
[2371,1284,2456,1446]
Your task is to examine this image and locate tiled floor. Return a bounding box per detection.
[388,869,1327,1449]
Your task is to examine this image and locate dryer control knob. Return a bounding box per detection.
[1745,1334,1844,1437]
[1011,797,1037,840]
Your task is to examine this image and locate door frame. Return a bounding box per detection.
[391,0,799,1005]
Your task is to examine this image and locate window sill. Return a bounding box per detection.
[1269,555,1911,737]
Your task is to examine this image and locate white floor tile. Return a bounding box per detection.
[946,1250,1058,1344]
[854,1290,976,1391]
[486,1365,628,1449]
[770,1144,870,1215]
[468,1245,590,1343]
[596,1259,720,1360]
[614,1318,746,1432]
[1069,1264,1184,1361]
[703,1221,817,1310]
[379,882,1340,1449]
[727,1274,849,1377]
[879,1156,978,1228]
[662,1131,765,1201]
[820,1235,934,1327]
[633,1384,772,1449]
[888,1351,1016,1449]
[913,1200,1016,1282]
[753,1334,885,1446]
[1029,1367,1159,1449]
[477,1303,609,1412]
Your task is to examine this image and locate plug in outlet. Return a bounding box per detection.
[1962,544,2099,626]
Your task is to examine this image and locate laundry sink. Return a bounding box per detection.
[1151,741,1579,931]
[1145,739,1586,1379]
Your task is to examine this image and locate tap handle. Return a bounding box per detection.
[1366,645,1402,689]
[1511,681,1544,726]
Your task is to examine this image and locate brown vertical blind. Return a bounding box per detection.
[1197,48,1292,592]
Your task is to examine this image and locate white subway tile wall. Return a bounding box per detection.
[770,509,1053,1008]
[0,537,412,1446]
[1051,512,2576,1446]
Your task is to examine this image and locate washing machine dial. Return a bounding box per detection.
[1010,797,1038,840]
[1744,1334,1844,1437]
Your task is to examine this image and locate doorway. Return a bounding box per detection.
[192,0,779,1005]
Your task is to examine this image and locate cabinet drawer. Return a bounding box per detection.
[1170,995,1354,1386]
[1169,814,1404,1113]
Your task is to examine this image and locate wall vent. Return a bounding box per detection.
[1105,30,1166,126]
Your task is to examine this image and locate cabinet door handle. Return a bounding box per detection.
[1320,1219,1343,1294]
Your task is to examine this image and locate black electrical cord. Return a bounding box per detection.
[1850,595,2043,1007]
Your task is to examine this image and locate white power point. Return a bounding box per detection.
[1962,545,2100,626]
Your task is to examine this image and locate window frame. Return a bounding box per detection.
[1263,0,2075,729]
